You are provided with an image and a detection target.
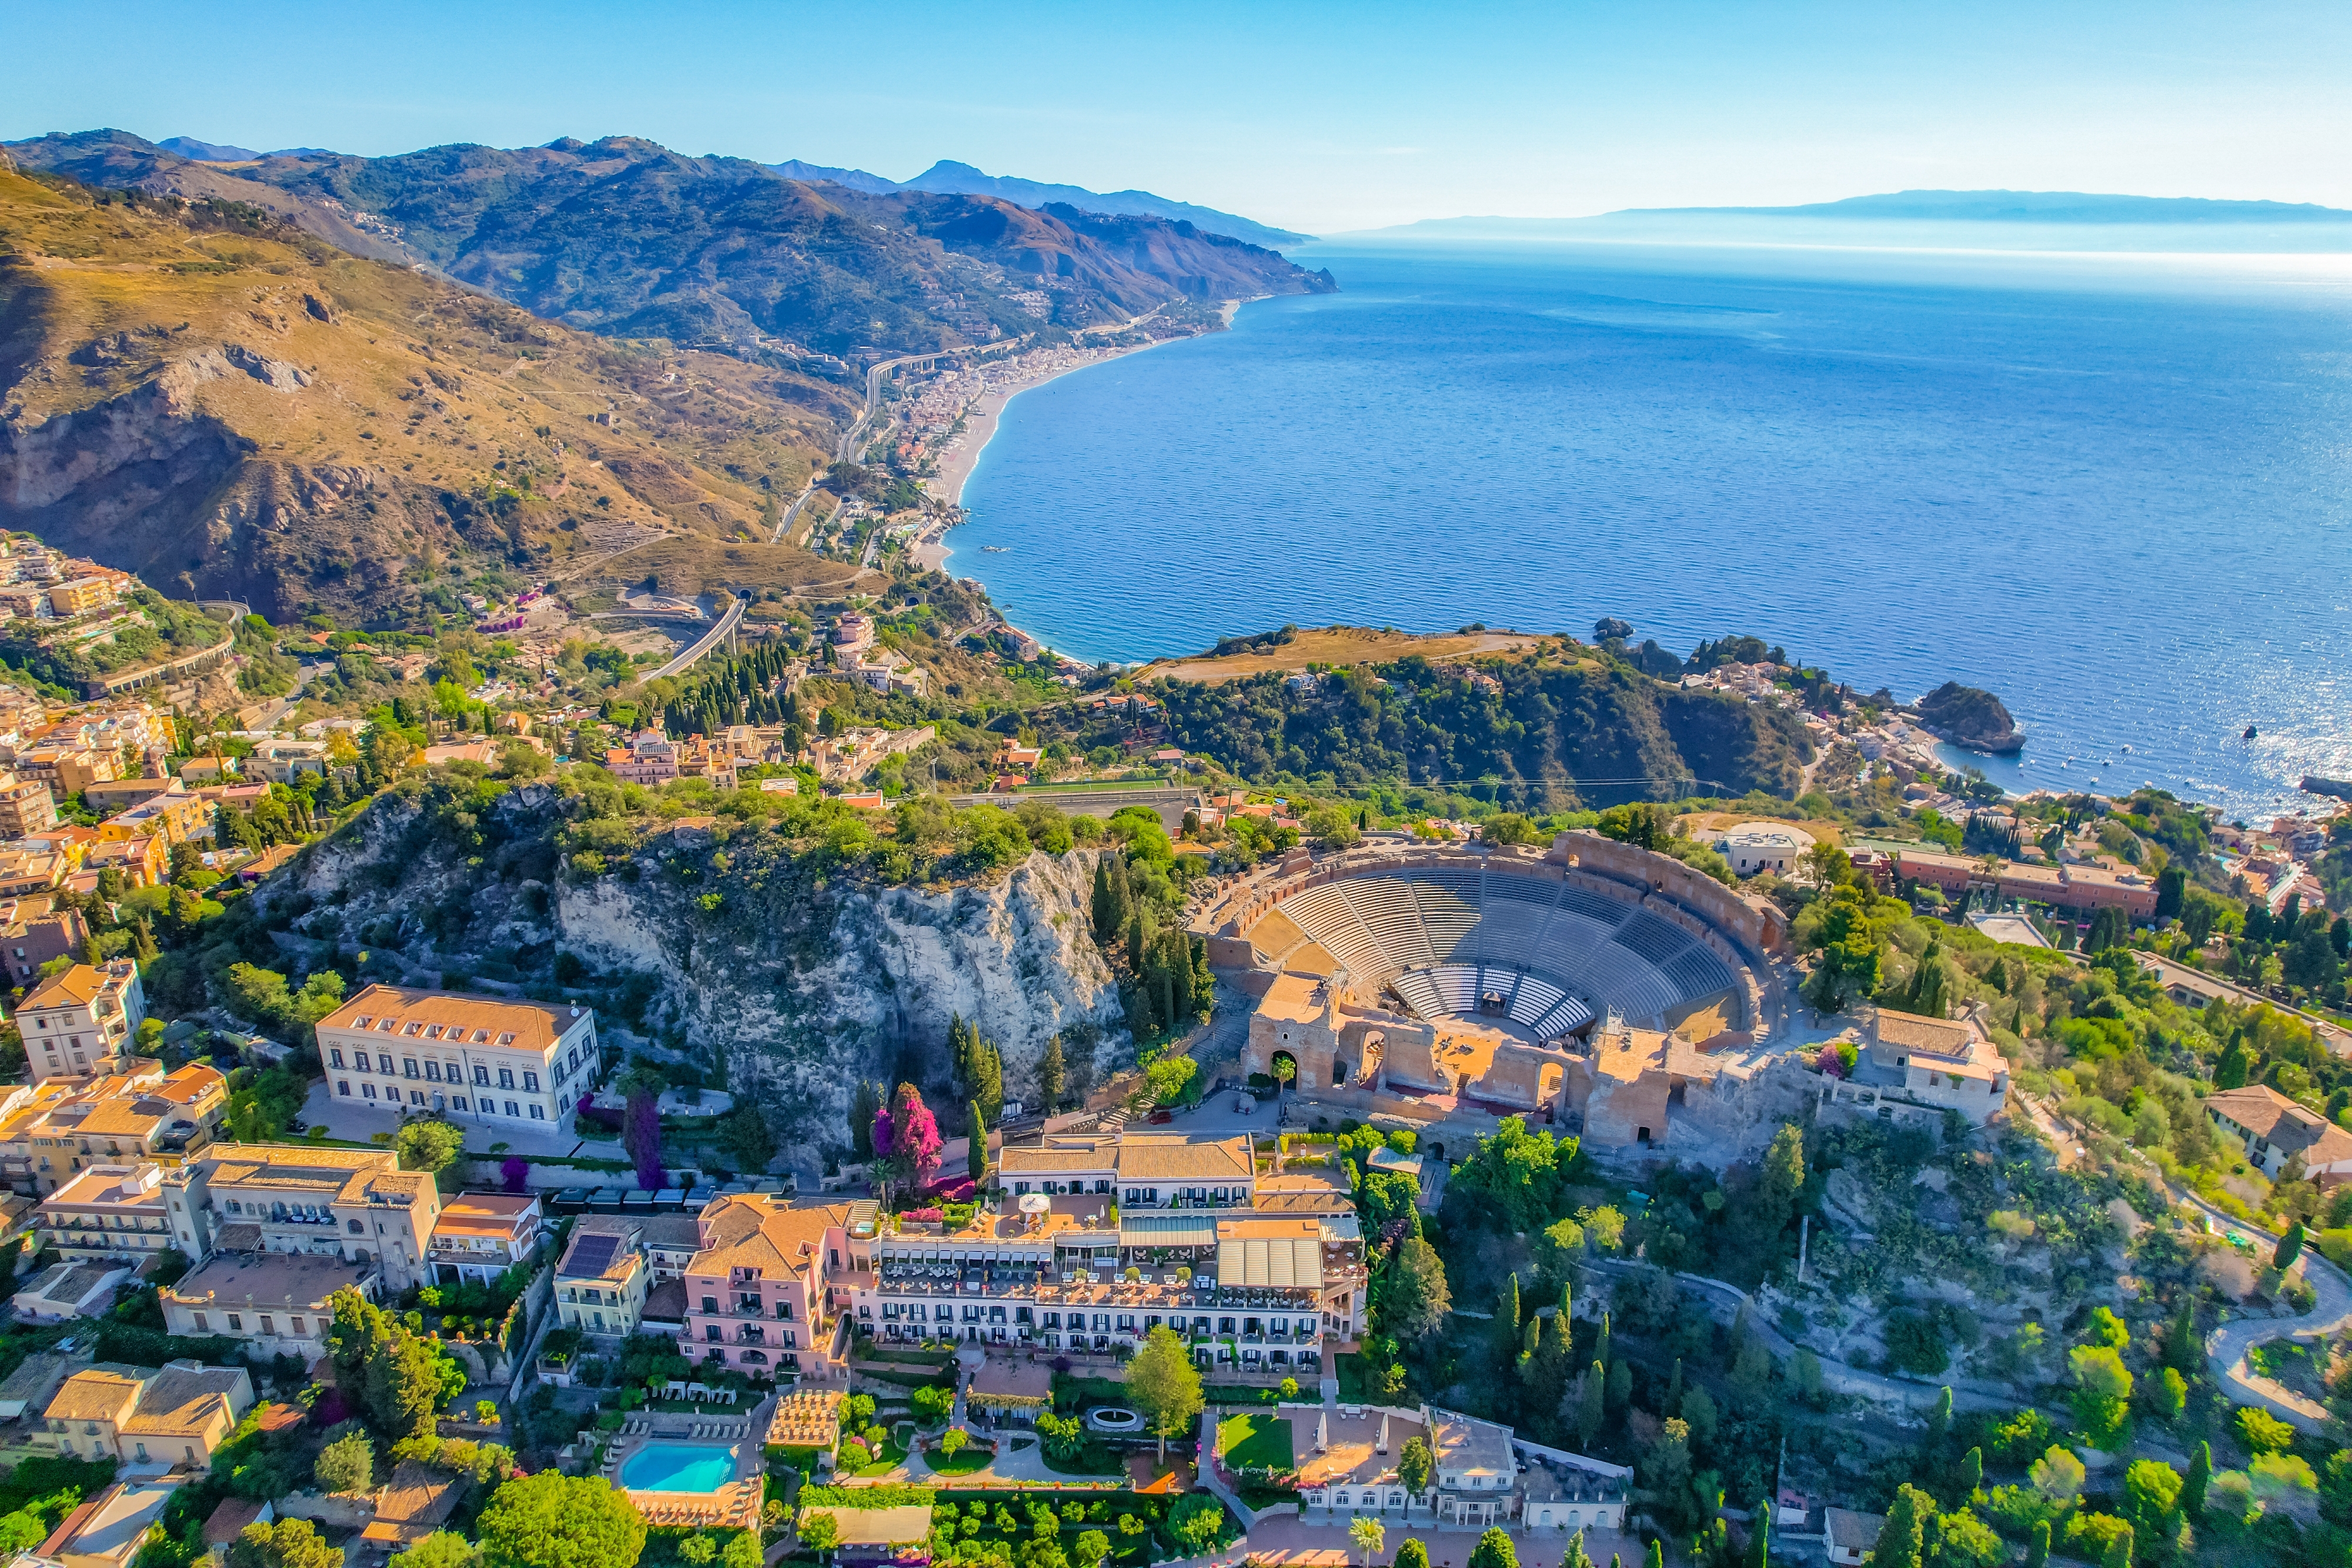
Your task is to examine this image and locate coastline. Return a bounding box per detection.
[913,307,1252,573]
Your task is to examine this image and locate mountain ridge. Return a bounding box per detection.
[4,132,1333,362]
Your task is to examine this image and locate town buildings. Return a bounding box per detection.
[1885,846,2160,921]
[0,1062,228,1194]
[429,1192,544,1285]
[674,1197,857,1378]
[32,1476,181,1568]
[35,1360,253,1470]
[35,1164,170,1265]
[555,1215,653,1337]
[1713,821,1815,877]
[162,1144,443,1295]
[0,900,85,986]
[1270,1400,1629,1532]
[315,985,599,1129]
[2203,1084,2352,1186]
[16,960,147,1083]
[1827,1007,2013,1125]
[159,1252,373,1366]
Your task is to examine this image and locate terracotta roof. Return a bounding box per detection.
[686,1196,854,1277]
[155,1064,227,1106]
[1115,1135,1254,1184]
[1826,1508,1885,1550]
[19,962,111,1011]
[43,1364,145,1424]
[359,1460,462,1544]
[433,1194,538,1239]
[2205,1086,2352,1165]
[998,1143,1115,1175]
[202,1497,267,1546]
[318,983,588,1055]
[1871,1011,1976,1058]
[121,1365,246,1436]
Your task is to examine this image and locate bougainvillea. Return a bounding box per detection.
[873,1081,943,1196]
[625,1089,663,1189]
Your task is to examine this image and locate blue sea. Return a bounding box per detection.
[953,238,2352,821]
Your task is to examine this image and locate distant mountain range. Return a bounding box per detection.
[6,131,1333,360]
[1619,189,2352,225]
[154,135,1307,249]
[1354,188,2352,248]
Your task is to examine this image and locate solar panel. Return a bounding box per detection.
[567,1233,622,1278]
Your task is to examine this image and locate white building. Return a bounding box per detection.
[315,985,598,1128]
[1713,821,1814,878]
[2204,1085,2352,1185]
[16,960,146,1084]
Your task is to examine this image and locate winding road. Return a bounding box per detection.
[645,594,747,681]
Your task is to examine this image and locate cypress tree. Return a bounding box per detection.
[1746,1496,1770,1568]
[2276,1219,2306,1270]
[1869,1485,1930,1568]
[1578,1362,1606,1447]
[1594,1310,1611,1375]
[967,1099,987,1182]
[1606,1358,1631,1411]
[1645,1546,1662,1568]
[2182,1442,2210,1519]
[1954,1446,1982,1505]
[1495,1275,1522,1362]
[1190,935,1214,1023]
[1040,1035,1065,1112]
[2023,1520,2049,1568]
[1926,1385,1952,1450]
[2164,1299,2198,1371]
[2100,1531,2131,1568]
[1127,909,1149,979]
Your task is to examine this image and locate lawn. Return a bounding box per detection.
[920,1444,995,1476]
[1216,1412,1293,1472]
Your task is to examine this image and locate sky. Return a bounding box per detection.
[14,0,2352,235]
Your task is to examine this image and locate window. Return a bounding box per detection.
[260,1316,275,1333]
[329,1049,345,1068]
[349,1220,365,1235]
[523,1071,539,1092]
[529,1104,544,1120]
[377,1053,395,1074]
[338,1081,352,1096]
[498,1068,515,1090]
[292,1317,306,1335]
[445,1060,460,1081]
[404,1023,422,1037]
[425,1061,441,1082]
[192,1312,208,1330]
[505,1101,519,1117]
[702,1296,718,1313]
[363,1083,377,1099]
[706,1325,723,1341]
[228,1313,243,1330]
[473,1066,490,1086]
[451,1097,467,1111]
[411,1090,427,1106]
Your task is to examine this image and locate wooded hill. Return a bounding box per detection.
[1156,650,1815,808]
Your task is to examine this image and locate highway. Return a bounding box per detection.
[644,594,746,681]
[769,476,820,544]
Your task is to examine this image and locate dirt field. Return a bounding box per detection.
[1676,808,1847,846]
[1148,626,1565,684]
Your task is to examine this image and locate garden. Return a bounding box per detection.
[789,1485,1235,1568]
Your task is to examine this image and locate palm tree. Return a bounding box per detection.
[1349,1516,1385,1567]
[1272,1054,1297,1105]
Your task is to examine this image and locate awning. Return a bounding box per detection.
[1121,1213,1218,1248]
[1217,1234,1322,1290]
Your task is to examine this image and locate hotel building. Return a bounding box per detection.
[315,985,599,1128]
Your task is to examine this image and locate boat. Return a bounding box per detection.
[2244,724,2259,740]
[982,546,1011,553]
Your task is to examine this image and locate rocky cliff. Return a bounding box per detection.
[265,778,1126,1164]
[1910,681,2025,754]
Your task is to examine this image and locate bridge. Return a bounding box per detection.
[644,595,747,681]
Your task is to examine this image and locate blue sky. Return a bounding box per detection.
[14,0,2349,233]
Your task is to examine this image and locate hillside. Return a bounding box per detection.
[5,133,1335,360]
[0,156,861,620]
[1156,646,1815,807]
[898,161,1312,248]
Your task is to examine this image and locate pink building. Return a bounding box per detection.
[675,1196,867,1383]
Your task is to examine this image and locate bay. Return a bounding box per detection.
[953,237,2352,820]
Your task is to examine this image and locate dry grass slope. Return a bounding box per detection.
[0,165,851,621]
[1148,624,1557,683]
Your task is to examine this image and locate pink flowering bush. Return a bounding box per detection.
[873,1082,943,1193]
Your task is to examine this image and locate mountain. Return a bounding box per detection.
[897,161,1311,249]
[0,157,864,622]
[766,158,900,195]
[1618,189,2352,225]
[4,132,1333,360]
[158,136,262,162]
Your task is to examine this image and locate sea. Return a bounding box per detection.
[952,236,2352,822]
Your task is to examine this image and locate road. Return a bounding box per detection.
[769,476,821,544]
[645,594,747,681]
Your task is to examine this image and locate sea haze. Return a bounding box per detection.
[953,238,2352,820]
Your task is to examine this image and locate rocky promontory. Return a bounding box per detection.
[1910,681,2026,754]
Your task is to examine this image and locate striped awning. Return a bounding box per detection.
[1120,1213,1218,1248]
[1217,1234,1322,1290]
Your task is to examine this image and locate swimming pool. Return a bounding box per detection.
[620,1443,739,1493]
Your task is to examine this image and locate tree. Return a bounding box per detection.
[1868,1485,1932,1568]
[1349,1516,1385,1567]
[2235,1406,2294,1453]
[2183,1442,2211,1519]
[2029,1447,2086,1505]
[1395,1544,1430,1568]
[872,1082,943,1197]
[623,1084,663,1191]
[1578,1362,1606,1448]
[938,1427,968,1459]
[230,1519,343,1568]
[2163,1299,2199,1372]
[315,1430,375,1494]
[720,1533,761,1568]
[1398,1434,1434,1495]
[2124,1460,2181,1533]
[679,1538,716,1567]
[720,1106,774,1174]
[389,1534,477,1568]
[1166,1495,1226,1553]
[476,1473,646,1568]
[2023,1520,2050,1568]
[1127,1325,1205,1459]
[1382,1235,1452,1341]
[1074,1530,1111,1568]
[967,1100,988,1183]
[2068,1345,2133,1450]
[2081,1307,2129,1352]
[2276,1219,2306,1270]
[1468,1527,1518,1568]
[1950,1447,1982,1507]
[1040,1035,1066,1112]
[848,1081,881,1163]
[1271,1053,1297,1102]
[2100,1532,2132,1568]
[395,1121,466,1193]
[798,1511,840,1560]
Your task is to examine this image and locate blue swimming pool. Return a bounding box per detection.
[620,1443,737,1493]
